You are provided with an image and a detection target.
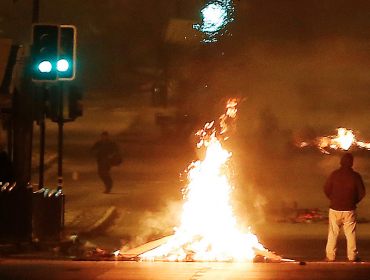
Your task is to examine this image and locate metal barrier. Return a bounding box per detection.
[32,188,65,242]
[0,183,16,239]
[0,182,32,242]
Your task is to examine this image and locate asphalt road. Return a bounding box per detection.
[29,93,370,265]
[1,259,370,280]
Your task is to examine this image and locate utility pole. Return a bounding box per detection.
[38,84,46,190]
[5,0,41,240]
[57,82,64,191]
[31,0,47,190]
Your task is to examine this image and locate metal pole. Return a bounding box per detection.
[33,0,44,190]
[57,120,63,191]
[57,82,64,191]
[38,84,46,190]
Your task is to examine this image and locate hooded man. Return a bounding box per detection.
[324,153,366,262]
[91,131,120,194]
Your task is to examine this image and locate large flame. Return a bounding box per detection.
[140,99,271,262]
[300,127,370,154]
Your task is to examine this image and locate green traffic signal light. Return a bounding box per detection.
[38,60,53,73]
[57,59,70,72]
[31,24,76,81]
[59,26,76,80]
[32,24,59,81]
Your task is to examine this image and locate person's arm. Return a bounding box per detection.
[110,141,120,156]
[356,173,366,204]
[324,173,333,199]
[91,142,99,156]
[113,142,119,153]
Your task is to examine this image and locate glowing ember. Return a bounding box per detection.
[140,99,273,262]
[113,250,120,257]
[300,127,370,154]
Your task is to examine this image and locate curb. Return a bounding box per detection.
[0,207,118,260]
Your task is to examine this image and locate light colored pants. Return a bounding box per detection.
[326,208,357,261]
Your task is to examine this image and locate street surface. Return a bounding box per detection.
[1,259,370,280]
[3,2,370,279]
[32,93,195,251]
[24,92,370,280]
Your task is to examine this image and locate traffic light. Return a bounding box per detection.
[31,24,77,82]
[31,24,60,81]
[45,85,60,122]
[68,85,83,119]
[58,25,76,81]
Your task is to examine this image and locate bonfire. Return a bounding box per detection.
[138,99,282,262]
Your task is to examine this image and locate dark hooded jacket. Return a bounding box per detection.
[324,153,366,211]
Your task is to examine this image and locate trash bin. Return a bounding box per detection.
[32,189,65,242]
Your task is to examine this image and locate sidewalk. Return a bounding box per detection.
[0,206,118,260]
[1,100,192,260]
[28,151,119,249]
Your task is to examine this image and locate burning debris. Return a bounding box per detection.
[274,207,327,224]
[136,99,284,262]
[299,127,370,154]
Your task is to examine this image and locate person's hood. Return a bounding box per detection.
[340,153,353,168]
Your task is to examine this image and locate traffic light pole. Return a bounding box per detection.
[31,23,76,191]
[57,82,64,191]
[32,0,45,190]
[37,82,64,191]
[57,119,63,191]
[38,84,46,190]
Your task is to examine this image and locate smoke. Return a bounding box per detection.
[117,200,183,251]
[168,31,370,223]
[115,32,370,240]
[194,34,370,213]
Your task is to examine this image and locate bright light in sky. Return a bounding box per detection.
[202,3,228,33]
[193,0,235,43]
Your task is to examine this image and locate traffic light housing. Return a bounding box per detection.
[68,85,83,119]
[31,24,77,82]
[44,85,59,122]
[58,25,76,81]
[31,24,59,81]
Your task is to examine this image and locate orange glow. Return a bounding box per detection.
[140,99,272,262]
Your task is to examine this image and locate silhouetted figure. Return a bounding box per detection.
[0,150,13,185]
[91,131,121,194]
[324,153,366,262]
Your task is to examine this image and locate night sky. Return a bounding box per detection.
[2,0,370,213]
[1,0,370,92]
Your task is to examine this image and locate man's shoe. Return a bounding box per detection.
[324,258,335,262]
[349,257,361,262]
